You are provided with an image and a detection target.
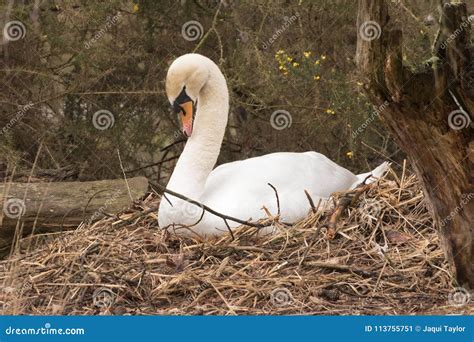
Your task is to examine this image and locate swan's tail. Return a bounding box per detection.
[351,161,390,189]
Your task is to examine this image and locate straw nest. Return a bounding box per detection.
[1,166,472,315]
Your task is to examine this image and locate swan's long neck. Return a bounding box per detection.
[166,63,229,199]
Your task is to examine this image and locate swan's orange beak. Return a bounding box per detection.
[179,100,194,137]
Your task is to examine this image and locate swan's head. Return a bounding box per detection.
[166,54,211,137]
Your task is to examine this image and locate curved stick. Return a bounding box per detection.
[150,181,267,229]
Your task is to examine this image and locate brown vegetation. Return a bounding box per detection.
[1,167,471,315]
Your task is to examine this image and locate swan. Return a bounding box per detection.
[158,53,388,237]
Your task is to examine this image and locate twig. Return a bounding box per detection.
[162,193,173,206]
[116,149,133,201]
[321,182,375,240]
[160,138,187,152]
[124,139,185,176]
[305,261,374,277]
[81,189,109,222]
[157,148,172,182]
[149,181,267,229]
[193,2,222,53]
[267,183,280,216]
[125,156,179,174]
[223,219,235,241]
[208,281,236,315]
[398,0,422,23]
[304,189,317,213]
[187,203,206,228]
[113,206,158,229]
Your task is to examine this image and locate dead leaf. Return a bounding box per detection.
[386,230,411,244]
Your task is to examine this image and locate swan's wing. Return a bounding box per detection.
[202,152,358,222]
[208,151,357,196]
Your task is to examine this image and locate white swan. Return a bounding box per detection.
[158,54,388,237]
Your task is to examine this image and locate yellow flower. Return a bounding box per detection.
[286,56,293,62]
[133,3,139,13]
[292,62,299,67]
[275,50,286,60]
[321,55,326,60]
[356,81,363,86]
[346,151,353,159]
[315,60,320,65]
[326,109,335,115]
[313,75,320,80]
[303,51,311,58]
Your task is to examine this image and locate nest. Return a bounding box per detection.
[0,166,471,315]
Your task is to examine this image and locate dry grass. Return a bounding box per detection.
[0,167,471,315]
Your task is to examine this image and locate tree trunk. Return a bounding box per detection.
[0,177,149,257]
[356,0,473,288]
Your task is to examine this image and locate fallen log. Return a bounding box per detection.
[0,177,148,257]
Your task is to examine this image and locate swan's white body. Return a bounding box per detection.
[158,54,388,237]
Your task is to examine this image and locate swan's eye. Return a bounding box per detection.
[173,102,184,115]
[174,87,192,112]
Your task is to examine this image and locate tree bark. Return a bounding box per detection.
[0,177,148,257]
[356,0,473,287]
